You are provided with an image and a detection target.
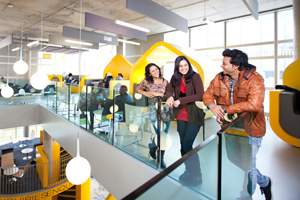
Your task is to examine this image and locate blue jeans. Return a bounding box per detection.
[248,136,270,191]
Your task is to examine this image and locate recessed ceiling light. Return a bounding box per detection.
[7,3,14,8]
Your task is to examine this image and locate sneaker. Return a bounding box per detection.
[247,172,256,195]
[260,179,272,200]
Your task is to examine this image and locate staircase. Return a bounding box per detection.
[58,185,76,200]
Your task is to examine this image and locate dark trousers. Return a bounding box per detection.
[177,120,201,174]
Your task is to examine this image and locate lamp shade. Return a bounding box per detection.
[66,155,91,185]
[13,59,29,75]
[1,84,14,98]
[30,72,49,90]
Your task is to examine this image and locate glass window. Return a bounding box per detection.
[193,48,224,88]
[190,22,224,49]
[278,58,294,85]
[236,44,274,57]
[249,59,275,88]
[227,13,274,45]
[278,9,294,40]
[164,30,189,48]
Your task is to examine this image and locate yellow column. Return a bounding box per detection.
[76,178,91,200]
[106,193,117,200]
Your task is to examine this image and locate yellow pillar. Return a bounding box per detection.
[76,178,91,200]
[50,140,61,184]
[106,193,117,200]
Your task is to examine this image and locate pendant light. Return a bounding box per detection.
[66,134,91,185]
[66,0,91,185]
[13,26,29,75]
[1,45,14,98]
[30,13,49,90]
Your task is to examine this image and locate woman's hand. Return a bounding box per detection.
[166,96,174,107]
[173,100,180,108]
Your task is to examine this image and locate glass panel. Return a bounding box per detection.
[227,13,274,45]
[137,137,218,200]
[190,22,224,49]
[222,134,252,199]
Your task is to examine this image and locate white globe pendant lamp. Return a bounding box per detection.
[30,71,49,90]
[66,137,91,185]
[13,28,28,75]
[1,84,14,98]
[13,58,28,75]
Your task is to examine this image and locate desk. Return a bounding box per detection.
[21,148,33,160]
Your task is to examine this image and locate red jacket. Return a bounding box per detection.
[203,68,266,137]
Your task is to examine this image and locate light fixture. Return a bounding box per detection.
[65,39,93,46]
[27,40,39,47]
[13,59,29,75]
[66,136,91,185]
[30,71,49,90]
[2,45,14,98]
[118,39,140,46]
[13,27,29,75]
[11,47,20,52]
[115,20,150,33]
[1,84,14,98]
[202,0,214,26]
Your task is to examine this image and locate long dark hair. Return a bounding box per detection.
[145,63,162,83]
[171,56,195,85]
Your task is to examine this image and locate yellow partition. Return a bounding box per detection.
[270,90,300,147]
[282,59,300,91]
[129,41,204,92]
[71,75,87,93]
[36,145,49,188]
[76,178,91,200]
[103,55,133,79]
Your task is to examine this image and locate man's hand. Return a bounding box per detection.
[209,104,225,121]
[166,96,174,107]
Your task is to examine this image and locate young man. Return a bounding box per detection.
[203,49,272,200]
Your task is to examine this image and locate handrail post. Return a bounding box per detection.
[156,97,161,168]
[85,84,88,130]
[217,131,223,200]
[67,84,70,120]
[112,89,115,145]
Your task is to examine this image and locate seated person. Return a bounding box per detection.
[78,86,99,130]
[115,85,133,121]
[116,73,124,80]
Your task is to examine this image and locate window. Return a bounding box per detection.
[190,22,224,49]
[164,30,189,48]
[227,13,274,45]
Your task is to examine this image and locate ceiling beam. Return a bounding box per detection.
[126,0,188,32]
[242,0,259,19]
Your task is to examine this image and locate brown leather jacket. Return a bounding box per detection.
[203,68,266,137]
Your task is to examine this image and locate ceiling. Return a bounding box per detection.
[0,0,293,41]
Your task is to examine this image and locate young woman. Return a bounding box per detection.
[166,55,204,185]
[137,63,169,169]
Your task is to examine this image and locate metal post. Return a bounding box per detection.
[112,89,115,145]
[202,116,206,141]
[67,84,71,120]
[85,84,88,130]
[55,82,58,113]
[156,97,162,168]
[217,131,222,200]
